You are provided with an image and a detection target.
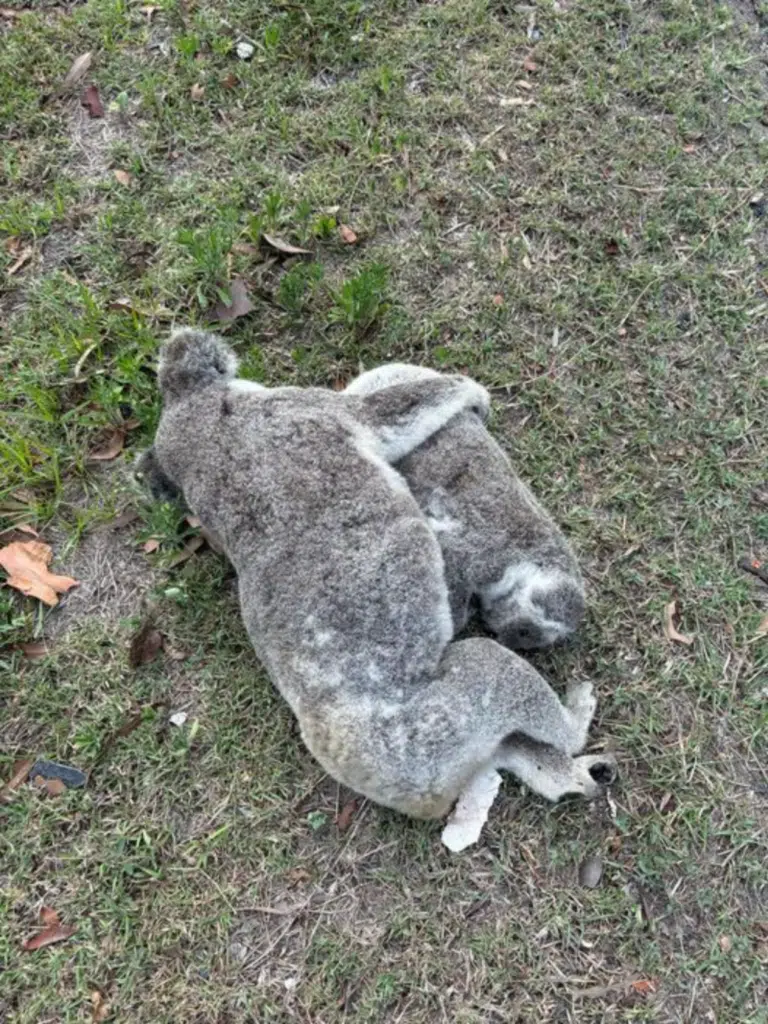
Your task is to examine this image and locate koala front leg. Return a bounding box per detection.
[350,376,490,463]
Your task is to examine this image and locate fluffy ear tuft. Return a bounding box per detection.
[157,329,238,402]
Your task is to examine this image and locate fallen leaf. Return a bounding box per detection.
[0,758,34,802]
[286,867,311,885]
[40,906,59,927]
[113,169,132,187]
[128,621,164,669]
[123,417,141,431]
[719,934,732,953]
[168,535,205,566]
[108,297,139,314]
[231,241,259,256]
[91,990,110,1023]
[142,538,160,554]
[22,911,76,952]
[335,798,358,832]
[499,96,534,108]
[756,613,768,636]
[442,767,502,853]
[1,7,21,18]
[221,72,239,89]
[339,224,358,245]
[7,246,33,276]
[492,293,504,306]
[190,82,205,102]
[209,278,255,322]
[20,640,50,659]
[115,709,144,738]
[110,509,140,531]
[200,527,224,555]
[166,645,189,661]
[523,57,538,72]
[578,854,603,888]
[516,78,533,90]
[663,600,694,646]
[604,238,620,256]
[17,523,39,537]
[80,84,104,118]
[629,979,657,995]
[0,540,79,607]
[682,143,696,154]
[60,52,92,93]
[88,428,125,462]
[139,4,159,17]
[261,233,311,255]
[34,775,67,796]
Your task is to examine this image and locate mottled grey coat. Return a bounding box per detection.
[144,331,613,818]
[346,364,585,649]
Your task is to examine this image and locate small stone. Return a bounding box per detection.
[236,41,254,60]
[578,853,603,888]
[169,711,188,727]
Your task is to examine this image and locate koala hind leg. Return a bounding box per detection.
[496,735,617,801]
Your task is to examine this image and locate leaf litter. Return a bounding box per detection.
[128,621,164,668]
[663,599,694,646]
[22,906,76,952]
[209,278,255,322]
[0,540,79,607]
[80,84,104,117]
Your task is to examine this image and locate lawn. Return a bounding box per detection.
[1,0,768,1020]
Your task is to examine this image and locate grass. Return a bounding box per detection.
[1,0,768,1020]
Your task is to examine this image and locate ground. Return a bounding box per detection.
[1,0,767,1021]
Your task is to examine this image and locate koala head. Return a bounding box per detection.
[481,564,585,650]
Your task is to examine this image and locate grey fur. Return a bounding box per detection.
[146,330,611,818]
[345,364,585,650]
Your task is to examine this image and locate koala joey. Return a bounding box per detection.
[345,364,585,651]
[143,329,615,819]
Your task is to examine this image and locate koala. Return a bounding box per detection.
[345,364,585,650]
[145,329,615,819]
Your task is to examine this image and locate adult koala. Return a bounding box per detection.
[345,364,585,650]
[141,331,613,818]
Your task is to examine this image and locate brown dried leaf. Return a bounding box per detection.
[80,84,104,118]
[129,622,164,669]
[108,297,139,314]
[221,72,239,89]
[110,509,140,531]
[0,758,34,802]
[0,540,79,607]
[756,613,768,637]
[231,242,259,256]
[22,919,76,952]
[523,57,538,72]
[40,906,60,927]
[339,224,358,245]
[190,82,205,102]
[20,640,50,660]
[142,538,160,554]
[335,798,358,832]
[91,990,110,1022]
[285,867,312,885]
[209,278,255,322]
[113,169,132,187]
[629,979,657,995]
[7,247,33,277]
[35,775,66,796]
[663,600,694,646]
[261,233,311,255]
[168,535,205,566]
[88,428,125,462]
[682,143,696,154]
[60,52,92,93]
